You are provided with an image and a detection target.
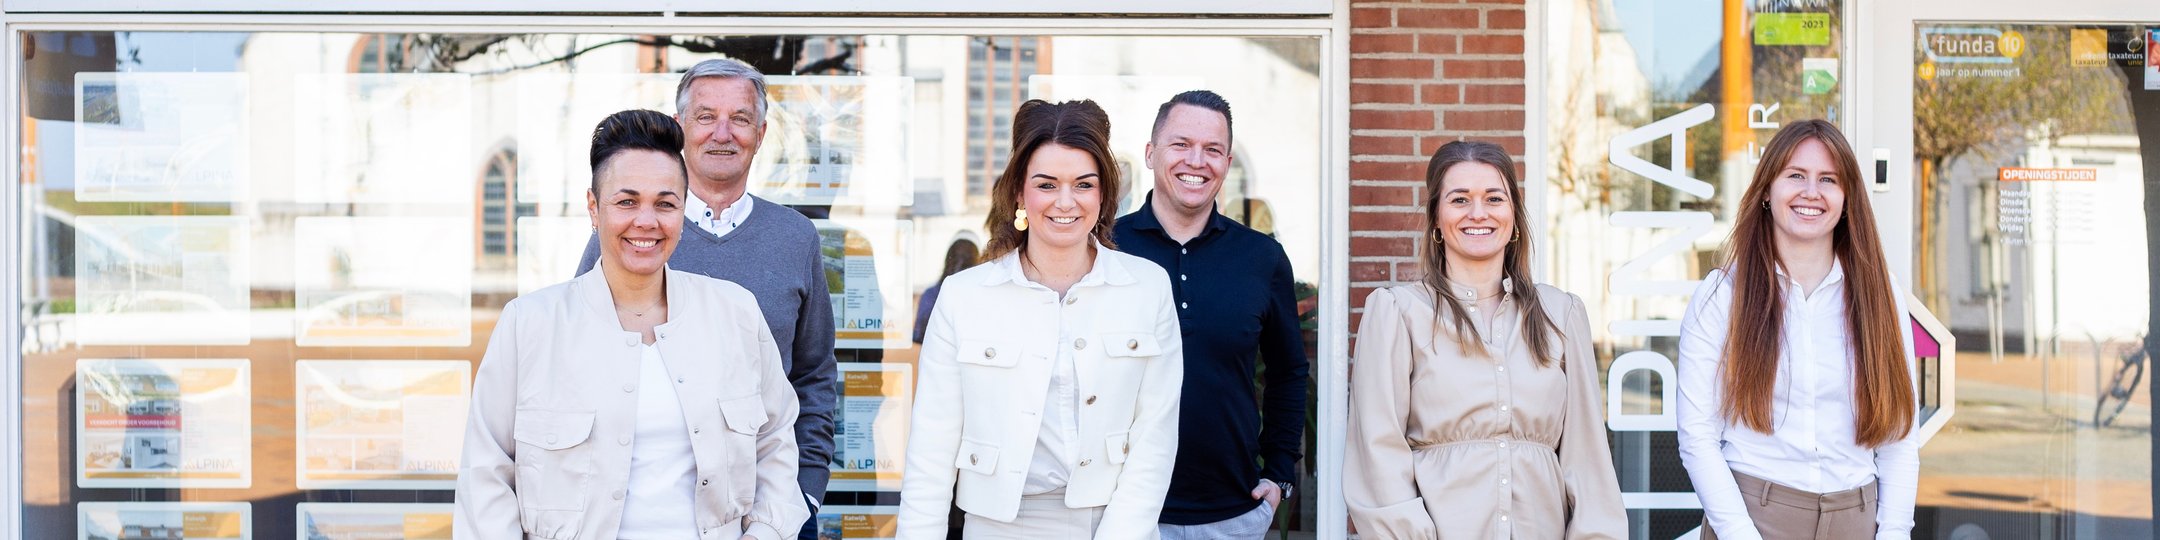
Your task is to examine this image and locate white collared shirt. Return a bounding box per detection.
[684,187,754,238]
[1675,262,1920,540]
[1002,252,1112,496]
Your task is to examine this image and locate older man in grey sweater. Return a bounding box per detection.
[576,58,837,539]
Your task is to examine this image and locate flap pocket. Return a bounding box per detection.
[1101,333,1162,358]
[954,438,1000,475]
[955,339,1022,368]
[513,409,596,450]
[1104,431,1131,464]
[719,395,767,435]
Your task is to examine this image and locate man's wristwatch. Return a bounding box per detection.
[1272,480,1295,501]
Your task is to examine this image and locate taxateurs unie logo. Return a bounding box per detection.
[1919,27,2026,79]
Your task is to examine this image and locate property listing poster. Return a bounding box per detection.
[813,505,897,540]
[73,216,251,346]
[294,217,474,347]
[73,72,249,203]
[755,76,914,206]
[78,502,250,540]
[295,360,470,489]
[75,359,251,489]
[295,503,453,540]
[814,219,912,349]
[829,363,912,491]
[2148,30,2159,91]
[291,74,475,204]
[512,73,676,206]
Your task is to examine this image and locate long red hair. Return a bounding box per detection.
[1719,120,1913,448]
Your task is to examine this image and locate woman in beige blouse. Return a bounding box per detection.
[1345,140,1626,539]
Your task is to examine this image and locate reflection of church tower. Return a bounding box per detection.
[966,37,1049,199]
[476,149,536,272]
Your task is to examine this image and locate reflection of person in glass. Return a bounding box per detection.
[1344,141,1626,539]
[1677,120,1919,540]
[1110,91,1308,540]
[912,239,979,345]
[897,99,1184,539]
[458,110,807,540]
[573,60,839,540]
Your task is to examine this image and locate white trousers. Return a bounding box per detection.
[961,491,1106,540]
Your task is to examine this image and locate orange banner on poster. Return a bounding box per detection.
[1998,168,2097,182]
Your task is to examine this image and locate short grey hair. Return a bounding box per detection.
[675,58,769,121]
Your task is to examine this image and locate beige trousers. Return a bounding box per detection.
[1703,471,1878,540]
[961,491,1107,540]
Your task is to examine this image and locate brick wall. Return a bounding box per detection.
[1347,0,1528,333]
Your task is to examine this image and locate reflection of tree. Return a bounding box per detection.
[364,34,858,76]
[1910,27,2126,315]
[2111,33,2160,490]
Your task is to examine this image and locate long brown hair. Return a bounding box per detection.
[981,99,1121,262]
[1419,140,1561,367]
[1719,120,1913,447]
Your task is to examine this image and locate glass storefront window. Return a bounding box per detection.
[1911,22,2156,538]
[16,30,1325,538]
[1545,0,1849,537]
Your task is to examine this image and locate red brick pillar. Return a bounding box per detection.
[1347,0,1527,333]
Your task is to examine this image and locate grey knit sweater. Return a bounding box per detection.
[576,194,839,502]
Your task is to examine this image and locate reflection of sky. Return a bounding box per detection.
[1611,0,1721,96]
[115,32,247,72]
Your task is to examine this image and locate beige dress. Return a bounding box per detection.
[1345,282,1626,540]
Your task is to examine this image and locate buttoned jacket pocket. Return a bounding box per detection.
[954,438,1001,476]
[956,339,1022,368]
[717,394,767,504]
[1104,431,1132,465]
[1099,332,1162,358]
[511,409,596,512]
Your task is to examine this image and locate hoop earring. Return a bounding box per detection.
[1012,208,1028,232]
[1761,200,1770,210]
[1511,227,1520,242]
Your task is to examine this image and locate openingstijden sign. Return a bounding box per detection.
[1997,167,2099,182]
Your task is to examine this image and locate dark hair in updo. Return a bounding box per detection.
[589,109,688,194]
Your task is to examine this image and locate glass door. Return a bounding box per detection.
[1899,18,2159,539]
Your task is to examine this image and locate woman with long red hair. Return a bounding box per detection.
[1676,120,1919,539]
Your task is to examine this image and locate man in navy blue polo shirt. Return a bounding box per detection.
[1115,90,1311,539]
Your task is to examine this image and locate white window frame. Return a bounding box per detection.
[0,9,1355,539]
[2,0,1332,15]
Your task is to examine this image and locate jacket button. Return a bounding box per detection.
[1073,339,1086,350]
[969,454,979,465]
[983,347,997,359]
[1085,395,1097,405]
[1079,459,1091,467]
[701,478,710,486]
[612,489,625,500]
[1065,295,1078,305]
[1127,339,1140,351]
[623,384,635,393]
[619,435,631,446]
[546,434,558,444]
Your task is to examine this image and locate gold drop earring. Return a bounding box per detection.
[1013,208,1028,231]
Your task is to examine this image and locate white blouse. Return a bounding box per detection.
[618,343,700,539]
[1675,263,1920,540]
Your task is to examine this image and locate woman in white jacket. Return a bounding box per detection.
[896,99,1184,540]
[455,110,807,540]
